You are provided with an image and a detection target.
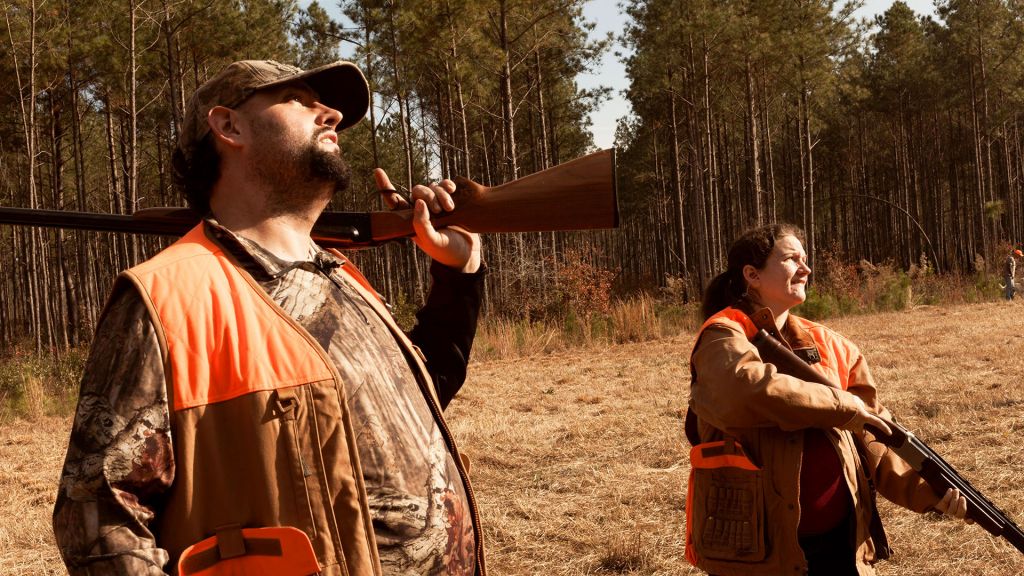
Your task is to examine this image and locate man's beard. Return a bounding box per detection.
[252,127,351,215]
[307,127,351,192]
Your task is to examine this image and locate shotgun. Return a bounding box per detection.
[0,149,618,249]
[752,329,1024,555]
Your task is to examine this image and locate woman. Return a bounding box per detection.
[685,224,968,576]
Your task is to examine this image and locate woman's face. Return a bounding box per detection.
[743,234,811,315]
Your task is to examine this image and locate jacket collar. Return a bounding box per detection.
[201,218,344,281]
[735,298,820,363]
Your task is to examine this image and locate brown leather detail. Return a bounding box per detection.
[275,387,299,421]
[749,307,785,345]
[698,439,743,459]
[216,525,246,559]
[180,537,284,574]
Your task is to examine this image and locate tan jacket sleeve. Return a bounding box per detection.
[846,354,941,513]
[690,323,862,434]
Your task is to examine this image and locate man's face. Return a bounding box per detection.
[237,82,351,210]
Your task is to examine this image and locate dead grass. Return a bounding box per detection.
[450,300,1024,575]
[3,301,1024,574]
[0,415,70,575]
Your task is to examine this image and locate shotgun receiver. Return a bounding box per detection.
[0,149,618,248]
[752,329,1024,555]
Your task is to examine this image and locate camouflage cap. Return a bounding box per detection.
[177,59,369,161]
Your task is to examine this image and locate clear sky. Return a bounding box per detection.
[299,0,941,151]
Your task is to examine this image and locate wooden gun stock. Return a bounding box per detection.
[0,149,618,249]
[752,329,1024,555]
[366,148,618,241]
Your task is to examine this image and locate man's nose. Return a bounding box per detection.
[316,102,342,128]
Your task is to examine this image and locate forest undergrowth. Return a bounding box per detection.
[0,251,1010,423]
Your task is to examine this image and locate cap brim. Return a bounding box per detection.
[258,61,369,131]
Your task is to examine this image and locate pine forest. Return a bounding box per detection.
[2,0,1024,354]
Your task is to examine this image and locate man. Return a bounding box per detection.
[1004,249,1021,300]
[53,60,485,575]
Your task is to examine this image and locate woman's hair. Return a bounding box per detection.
[701,223,805,320]
[171,135,220,215]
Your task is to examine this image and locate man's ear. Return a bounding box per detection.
[742,264,760,288]
[207,106,245,150]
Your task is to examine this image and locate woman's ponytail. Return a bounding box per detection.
[701,268,744,320]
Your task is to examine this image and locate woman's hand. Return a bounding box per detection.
[840,395,892,436]
[934,487,974,523]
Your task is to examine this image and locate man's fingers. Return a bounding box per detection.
[373,168,393,192]
[434,184,455,211]
[412,199,443,245]
[410,185,442,213]
[438,179,457,210]
[410,181,459,213]
[373,168,407,209]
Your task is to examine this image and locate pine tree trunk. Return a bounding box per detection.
[746,57,762,225]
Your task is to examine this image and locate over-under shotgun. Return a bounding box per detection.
[0,149,618,248]
[752,329,1024,555]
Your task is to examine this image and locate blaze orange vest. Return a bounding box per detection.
[120,224,398,411]
[115,223,482,575]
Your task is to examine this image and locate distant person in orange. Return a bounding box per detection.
[684,223,970,576]
[1004,248,1021,300]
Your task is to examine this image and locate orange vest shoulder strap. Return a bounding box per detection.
[124,225,334,411]
[698,307,758,339]
[789,314,854,390]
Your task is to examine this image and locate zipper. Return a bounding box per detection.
[275,386,318,540]
[327,254,487,575]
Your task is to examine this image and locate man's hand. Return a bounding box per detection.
[374,169,481,273]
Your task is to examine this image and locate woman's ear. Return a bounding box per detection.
[207,106,245,150]
[742,264,760,289]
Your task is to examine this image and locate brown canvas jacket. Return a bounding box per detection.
[687,309,940,576]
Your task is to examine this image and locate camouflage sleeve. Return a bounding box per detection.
[52,280,174,575]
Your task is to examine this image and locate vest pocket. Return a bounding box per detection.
[275,387,319,543]
[176,525,321,575]
[686,439,766,564]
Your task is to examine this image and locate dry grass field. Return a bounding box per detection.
[2,301,1023,575]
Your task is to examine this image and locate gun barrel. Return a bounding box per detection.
[0,207,189,237]
[908,431,1024,552]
